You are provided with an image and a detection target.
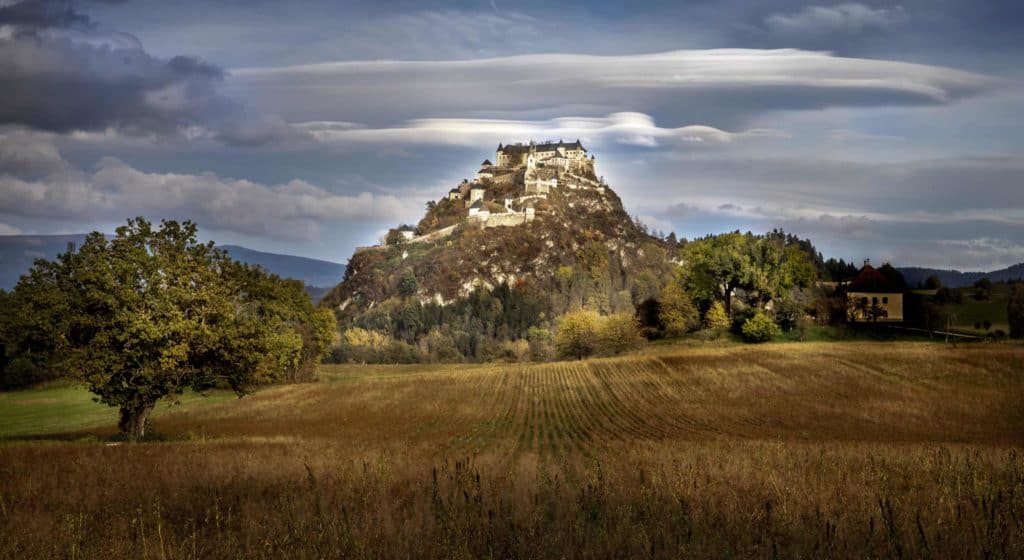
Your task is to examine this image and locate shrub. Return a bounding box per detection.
[741,312,781,343]
[659,282,700,337]
[555,310,600,359]
[704,301,731,333]
[596,313,644,356]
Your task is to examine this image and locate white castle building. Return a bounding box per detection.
[494,140,594,172]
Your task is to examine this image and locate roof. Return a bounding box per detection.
[396,225,416,232]
[469,200,485,209]
[481,159,493,166]
[448,188,461,193]
[497,140,587,154]
[470,184,486,191]
[848,263,906,293]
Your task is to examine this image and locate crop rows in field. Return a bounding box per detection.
[445,358,727,454]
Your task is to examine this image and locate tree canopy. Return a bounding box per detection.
[0,218,335,439]
[679,231,817,314]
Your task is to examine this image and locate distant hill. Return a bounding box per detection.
[0,234,85,290]
[0,236,345,299]
[898,264,1024,288]
[219,245,346,291]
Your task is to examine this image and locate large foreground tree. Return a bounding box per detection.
[1,218,335,440]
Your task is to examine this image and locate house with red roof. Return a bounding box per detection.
[846,260,908,322]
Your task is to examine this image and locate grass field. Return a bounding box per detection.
[0,384,237,439]
[950,283,1012,333]
[1,342,1022,558]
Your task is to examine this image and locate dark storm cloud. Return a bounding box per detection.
[0,0,300,145]
[0,32,228,134]
[0,0,90,28]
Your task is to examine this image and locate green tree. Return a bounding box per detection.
[681,232,750,315]
[555,310,600,359]
[704,301,731,333]
[1,218,331,440]
[681,232,816,314]
[659,281,700,337]
[1009,283,1024,339]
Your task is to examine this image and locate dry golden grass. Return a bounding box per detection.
[1,342,1022,558]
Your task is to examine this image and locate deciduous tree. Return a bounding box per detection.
[1,218,334,440]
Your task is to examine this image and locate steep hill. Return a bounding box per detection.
[323,152,675,324]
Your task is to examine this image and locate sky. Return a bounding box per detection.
[1,0,1022,270]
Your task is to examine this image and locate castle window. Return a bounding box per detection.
[882,297,889,304]
[872,297,878,305]
[861,297,868,305]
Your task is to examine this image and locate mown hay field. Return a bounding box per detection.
[1,342,1023,558]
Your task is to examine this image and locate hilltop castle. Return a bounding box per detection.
[495,140,594,171]
[385,140,606,245]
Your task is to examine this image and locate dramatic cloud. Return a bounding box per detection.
[0,132,419,239]
[231,49,996,128]
[765,3,907,35]
[0,31,229,135]
[0,0,296,146]
[298,112,787,149]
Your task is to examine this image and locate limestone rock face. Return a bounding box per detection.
[322,147,675,317]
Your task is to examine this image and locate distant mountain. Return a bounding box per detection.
[219,245,346,291]
[898,264,1024,288]
[0,236,345,298]
[0,234,86,290]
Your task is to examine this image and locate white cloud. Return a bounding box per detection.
[296,112,787,149]
[765,3,907,35]
[636,215,676,236]
[230,48,994,127]
[0,134,420,240]
[0,222,21,235]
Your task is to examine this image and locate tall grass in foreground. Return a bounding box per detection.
[1,442,1021,558]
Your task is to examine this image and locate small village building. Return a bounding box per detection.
[468,185,486,203]
[448,188,463,201]
[397,225,416,240]
[467,199,490,219]
[846,261,906,323]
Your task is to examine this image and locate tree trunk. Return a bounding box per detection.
[119,402,155,441]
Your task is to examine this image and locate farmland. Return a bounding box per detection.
[1,342,1023,558]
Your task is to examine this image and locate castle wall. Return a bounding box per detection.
[471,210,535,229]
